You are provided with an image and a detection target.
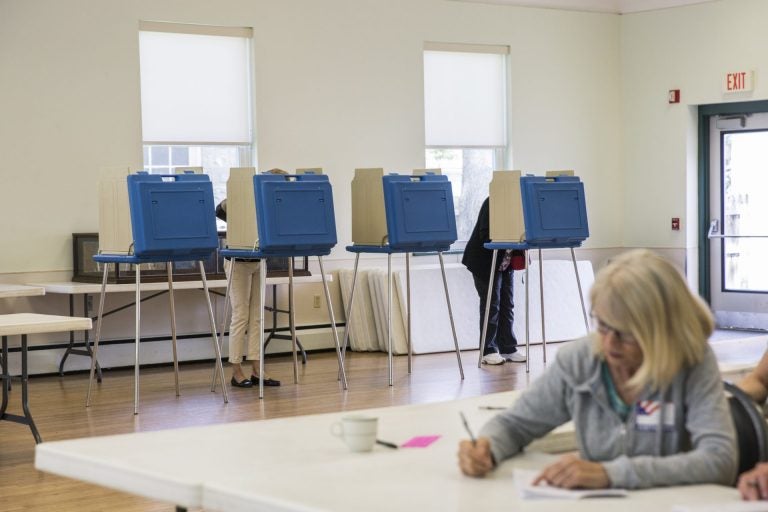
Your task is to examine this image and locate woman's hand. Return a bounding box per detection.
[738,462,768,500]
[533,453,610,489]
[458,437,495,477]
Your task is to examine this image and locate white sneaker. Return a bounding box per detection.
[481,352,505,365]
[501,352,527,363]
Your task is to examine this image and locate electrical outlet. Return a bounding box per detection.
[313,295,321,308]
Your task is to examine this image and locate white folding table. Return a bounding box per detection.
[0,313,92,443]
[35,387,741,512]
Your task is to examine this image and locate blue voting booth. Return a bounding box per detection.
[483,174,590,372]
[218,173,347,397]
[87,172,229,414]
[346,173,464,386]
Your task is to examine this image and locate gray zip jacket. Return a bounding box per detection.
[479,337,737,488]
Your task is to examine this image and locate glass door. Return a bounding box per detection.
[709,113,768,328]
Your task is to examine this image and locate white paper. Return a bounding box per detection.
[514,468,628,500]
[671,503,768,512]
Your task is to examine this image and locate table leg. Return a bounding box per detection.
[0,336,8,416]
[0,335,42,443]
[264,285,308,364]
[59,293,102,382]
[20,335,42,443]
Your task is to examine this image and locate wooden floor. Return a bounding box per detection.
[0,345,559,512]
[2,334,763,512]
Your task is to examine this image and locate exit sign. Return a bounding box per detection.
[723,71,754,93]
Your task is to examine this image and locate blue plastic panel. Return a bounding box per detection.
[253,174,337,256]
[382,174,457,251]
[127,173,219,258]
[520,176,589,245]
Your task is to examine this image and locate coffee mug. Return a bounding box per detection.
[330,415,378,452]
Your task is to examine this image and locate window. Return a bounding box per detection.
[423,43,509,244]
[138,22,254,209]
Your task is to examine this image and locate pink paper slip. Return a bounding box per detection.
[401,435,441,448]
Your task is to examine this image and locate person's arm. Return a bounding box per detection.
[601,348,738,489]
[477,350,574,465]
[738,350,768,404]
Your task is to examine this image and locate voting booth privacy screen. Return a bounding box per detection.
[519,176,588,247]
[382,174,457,251]
[253,174,337,256]
[127,173,219,258]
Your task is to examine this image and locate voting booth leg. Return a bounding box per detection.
[199,262,228,404]
[86,263,110,407]
[538,250,547,364]
[339,253,360,380]
[525,254,531,374]
[133,264,142,415]
[387,254,393,386]
[477,252,498,368]
[289,260,300,385]
[571,248,590,334]
[258,260,266,399]
[318,256,348,390]
[438,252,464,380]
[167,263,180,397]
[406,253,412,374]
[211,259,235,392]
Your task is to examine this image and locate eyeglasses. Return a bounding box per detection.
[591,315,637,345]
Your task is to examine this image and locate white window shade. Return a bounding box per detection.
[139,30,251,144]
[424,51,506,147]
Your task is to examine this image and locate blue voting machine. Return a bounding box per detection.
[382,174,457,252]
[345,172,464,385]
[252,173,337,257]
[218,172,347,397]
[519,175,589,247]
[482,174,590,373]
[94,172,219,263]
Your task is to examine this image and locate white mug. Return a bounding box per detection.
[330,415,378,452]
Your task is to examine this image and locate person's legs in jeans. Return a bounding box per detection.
[496,270,519,355]
[473,272,502,355]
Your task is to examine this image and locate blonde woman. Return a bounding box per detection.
[458,249,737,489]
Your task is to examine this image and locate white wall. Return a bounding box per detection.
[620,0,768,260]
[0,0,624,372]
[0,0,623,277]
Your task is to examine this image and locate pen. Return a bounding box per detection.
[478,406,506,410]
[376,439,399,449]
[459,411,476,445]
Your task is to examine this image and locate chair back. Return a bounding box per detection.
[725,381,768,479]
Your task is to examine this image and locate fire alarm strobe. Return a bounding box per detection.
[668,89,680,104]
